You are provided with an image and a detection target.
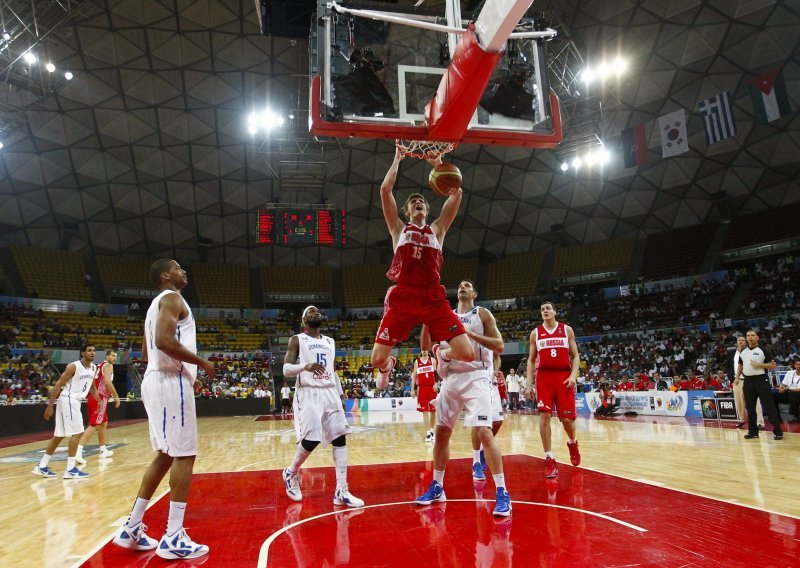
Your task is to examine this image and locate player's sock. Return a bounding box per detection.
[545,451,554,459]
[126,497,149,527]
[568,438,577,444]
[166,501,186,536]
[66,457,76,470]
[433,469,445,485]
[288,446,311,474]
[77,445,84,458]
[472,450,481,465]
[38,453,52,469]
[333,446,348,487]
[492,473,507,490]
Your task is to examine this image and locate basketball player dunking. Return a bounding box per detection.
[77,349,121,464]
[525,301,582,479]
[281,306,364,508]
[410,350,438,443]
[32,344,99,479]
[113,259,215,560]
[370,148,475,388]
[417,280,511,517]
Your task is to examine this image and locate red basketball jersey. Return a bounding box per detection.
[534,322,572,371]
[93,361,111,398]
[386,223,443,288]
[415,355,436,387]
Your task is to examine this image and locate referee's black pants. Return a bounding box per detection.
[744,375,782,435]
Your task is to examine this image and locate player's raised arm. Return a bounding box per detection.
[380,147,406,241]
[431,186,463,242]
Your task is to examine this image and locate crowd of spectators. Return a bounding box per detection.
[0,348,57,405]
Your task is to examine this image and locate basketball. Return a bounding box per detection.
[428,163,462,197]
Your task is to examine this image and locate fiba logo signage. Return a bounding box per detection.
[716,398,738,421]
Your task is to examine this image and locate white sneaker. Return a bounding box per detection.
[425,430,434,443]
[376,356,396,390]
[283,468,302,502]
[76,455,87,466]
[99,449,114,458]
[31,465,57,478]
[333,484,365,508]
[155,528,209,560]
[63,467,90,479]
[113,522,158,550]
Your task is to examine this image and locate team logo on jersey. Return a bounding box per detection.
[449,324,459,332]
[478,415,487,421]
[379,328,391,341]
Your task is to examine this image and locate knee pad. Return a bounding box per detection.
[301,439,320,452]
[331,435,346,447]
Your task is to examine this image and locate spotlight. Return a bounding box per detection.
[23,52,37,64]
[45,63,56,72]
[596,147,611,165]
[560,162,568,172]
[288,113,295,120]
[613,57,628,75]
[2,32,10,41]
[0,141,4,150]
[571,157,582,169]
[581,68,594,83]
[247,110,285,134]
[64,71,73,80]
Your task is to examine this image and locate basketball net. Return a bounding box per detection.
[395,139,457,159]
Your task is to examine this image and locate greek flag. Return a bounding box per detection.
[697,90,736,145]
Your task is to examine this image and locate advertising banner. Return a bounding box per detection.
[577,390,714,418]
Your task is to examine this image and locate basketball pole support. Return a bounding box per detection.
[426,0,534,141]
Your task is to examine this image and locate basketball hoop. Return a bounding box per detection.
[395,139,457,160]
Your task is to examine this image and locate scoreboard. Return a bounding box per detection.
[257,208,346,246]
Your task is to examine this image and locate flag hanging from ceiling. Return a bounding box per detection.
[697,90,737,145]
[657,109,689,157]
[621,123,648,168]
[747,68,791,124]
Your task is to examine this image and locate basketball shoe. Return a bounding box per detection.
[76,454,87,466]
[432,345,450,379]
[425,429,434,443]
[31,465,57,478]
[416,481,446,505]
[100,448,114,458]
[333,484,365,508]
[493,487,512,517]
[155,528,209,560]
[567,441,581,466]
[63,467,90,479]
[113,522,158,551]
[376,356,396,390]
[283,468,302,501]
[472,462,486,481]
[544,456,558,478]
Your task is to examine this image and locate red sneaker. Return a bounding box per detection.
[544,456,558,478]
[567,441,581,466]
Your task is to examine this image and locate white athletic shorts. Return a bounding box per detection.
[490,382,504,423]
[54,396,84,437]
[293,386,347,444]
[436,369,493,430]
[142,369,198,457]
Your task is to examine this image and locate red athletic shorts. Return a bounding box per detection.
[88,396,109,426]
[416,385,436,413]
[536,369,576,419]
[375,284,465,346]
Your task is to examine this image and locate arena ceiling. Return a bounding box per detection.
[0,0,798,268]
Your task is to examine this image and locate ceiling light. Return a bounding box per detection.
[571,157,582,169]
[2,32,10,41]
[45,63,56,72]
[560,162,568,172]
[247,110,285,133]
[0,141,4,150]
[23,52,37,64]
[64,71,73,80]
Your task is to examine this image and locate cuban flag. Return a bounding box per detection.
[657,109,689,158]
[698,90,736,145]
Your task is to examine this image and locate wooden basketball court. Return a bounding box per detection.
[2,412,798,566]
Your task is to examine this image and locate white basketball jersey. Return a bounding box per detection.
[448,306,493,374]
[144,289,198,382]
[295,332,338,389]
[62,359,96,400]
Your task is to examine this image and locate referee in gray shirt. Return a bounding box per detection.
[737,329,783,440]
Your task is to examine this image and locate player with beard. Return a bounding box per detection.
[281,306,364,508]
